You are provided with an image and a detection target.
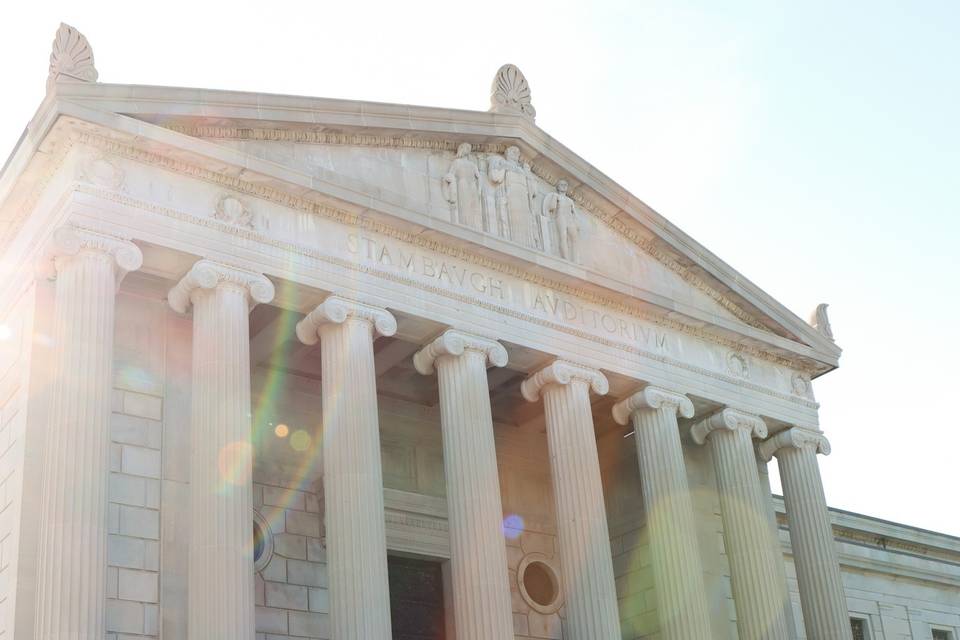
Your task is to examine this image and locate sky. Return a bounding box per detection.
[1,1,958,535]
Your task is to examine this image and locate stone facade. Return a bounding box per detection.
[0,23,954,640]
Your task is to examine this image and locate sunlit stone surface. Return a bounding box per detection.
[0,22,955,640]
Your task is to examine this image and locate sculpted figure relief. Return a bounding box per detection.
[487,146,537,247]
[442,143,483,231]
[542,179,582,263]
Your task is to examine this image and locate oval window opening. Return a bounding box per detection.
[523,561,558,607]
[253,520,266,564]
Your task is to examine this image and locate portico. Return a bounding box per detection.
[0,25,856,640]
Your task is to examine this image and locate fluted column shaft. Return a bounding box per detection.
[522,361,621,640]
[414,330,514,640]
[692,409,792,640]
[35,227,142,640]
[761,429,851,640]
[297,296,396,640]
[612,388,712,640]
[755,452,799,639]
[169,260,275,640]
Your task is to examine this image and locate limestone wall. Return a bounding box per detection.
[252,480,328,639]
[774,500,960,640]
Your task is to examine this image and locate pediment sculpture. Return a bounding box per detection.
[442,143,583,263]
[542,180,583,263]
[486,145,538,247]
[442,143,483,232]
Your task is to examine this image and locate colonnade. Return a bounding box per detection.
[33,229,851,640]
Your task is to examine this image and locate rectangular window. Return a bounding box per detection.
[850,618,867,640]
[932,630,952,640]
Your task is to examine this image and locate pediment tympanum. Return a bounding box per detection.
[160,126,760,330]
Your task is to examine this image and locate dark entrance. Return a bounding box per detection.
[388,555,446,640]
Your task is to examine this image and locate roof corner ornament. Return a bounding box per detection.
[808,303,835,341]
[46,23,98,93]
[489,64,536,119]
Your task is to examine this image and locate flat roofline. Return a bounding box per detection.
[773,495,960,543]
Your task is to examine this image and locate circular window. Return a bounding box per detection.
[252,510,274,573]
[517,553,562,614]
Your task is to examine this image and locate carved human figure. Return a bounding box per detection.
[542,179,581,262]
[442,143,483,231]
[487,145,536,247]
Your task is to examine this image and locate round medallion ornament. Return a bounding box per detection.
[517,553,562,614]
[253,510,275,573]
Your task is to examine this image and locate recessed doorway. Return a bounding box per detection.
[388,555,447,640]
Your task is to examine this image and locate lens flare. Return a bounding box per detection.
[290,430,311,452]
[503,514,525,539]
[0,324,11,341]
[275,423,289,438]
[218,441,253,487]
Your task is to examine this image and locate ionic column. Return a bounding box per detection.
[611,387,713,640]
[521,361,621,640]
[691,409,792,640]
[296,296,396,640]
[35,227,142,640]
[413,330,514,640]
[169,260,275,640]
[760,429,852,640]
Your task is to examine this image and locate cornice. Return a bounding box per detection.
[295,295,397,346]
[412,329,508,376]
[691,408,768,445]
[611,386,694,426]
[167,259,275,313]
[520,360,609,402]
[70,132,821,377]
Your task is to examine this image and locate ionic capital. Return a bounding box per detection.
[758,427,831,462]
[295,295,397,346]
[412,329,507,376]
[521,359,608,402]
[167,259,275,313]
[691,408,768,445]
[47,226,143,280]
[611,386,694,426]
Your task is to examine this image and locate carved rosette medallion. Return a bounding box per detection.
[727,352,750,378]
[79,153,125,191]
[214,195,255,230]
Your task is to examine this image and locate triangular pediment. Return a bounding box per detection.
[0,82,841,373]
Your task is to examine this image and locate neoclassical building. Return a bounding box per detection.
[0,24,957,640]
